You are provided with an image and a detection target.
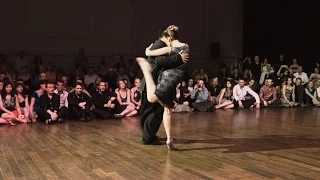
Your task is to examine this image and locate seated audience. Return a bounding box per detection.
[290,59,299,73]
[61,75,72,92]
[70,77,91,97]
[305,81,320,106]
[15,83,31,122]
[104,68,118,92]
[215,80,234,109]
[280,77,297,107]
[68,83,92,121]
[0,80,4,92]
[208,77,221,105]
[33,66,46,85]
[191,80,214,112]
[37,82,67,124]
[277,65,292,83]
[196,69,209,84]
[90,81,119,119]
[231,68,241,84]
[259,58,271,85]
[233,78,260,109]
[293,66,309,86]
[309,67,320,85]
[0,82,27,125]
[54,80,69,119]
[117,67,131,88]
[242,69,252,82]
[114,80,137,118]
[30,80,47,122]
[174,83,192,112]
[294,78,306,106]
[17,66,33,91]
[84,66,98,88]
[88,76,103,95]
[259,78,281,107]
[247,78,259,94]
[46,63,57,83]
[130,78,142,111]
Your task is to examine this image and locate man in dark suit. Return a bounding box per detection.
[140,27,189,144]
[37,82,67,124]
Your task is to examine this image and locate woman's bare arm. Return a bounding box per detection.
[145,47,171,56]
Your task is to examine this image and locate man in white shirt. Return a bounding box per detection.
[293,66,309,85]
[84,66,98,88]
[54,80,69,120]
[233,78,260,108]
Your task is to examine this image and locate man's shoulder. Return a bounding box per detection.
[150,40,166,50]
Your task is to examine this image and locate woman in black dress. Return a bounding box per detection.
[136,25,189,149]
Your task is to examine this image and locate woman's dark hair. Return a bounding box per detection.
[224,80,234,90]
[158,26,167,38]
[39,80,48,85]
[285,77,294,86]
[1,81,14,99]
[15,83,27,97]
[75,82,84,88]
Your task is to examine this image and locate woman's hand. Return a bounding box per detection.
[145,44,153,56]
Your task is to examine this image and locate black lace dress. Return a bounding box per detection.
[155,44,189,108]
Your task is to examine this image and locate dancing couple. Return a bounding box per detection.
[137,25,189,150]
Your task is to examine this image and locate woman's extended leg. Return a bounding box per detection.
[136,57,159,103]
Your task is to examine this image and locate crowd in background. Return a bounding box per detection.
[0,49,319,125]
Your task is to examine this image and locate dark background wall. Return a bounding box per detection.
[243,0,320,74]
[0,0,243,74]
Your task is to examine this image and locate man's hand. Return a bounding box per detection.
[110,104,115,109]
[263,101,268,107]
[51,113,58,120]
[256,103,260,109]
[179,50,189,63]
[79,102,86,109]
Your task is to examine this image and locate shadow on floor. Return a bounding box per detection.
[173,135,320,153]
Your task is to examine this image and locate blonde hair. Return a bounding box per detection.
[164,25,179,45]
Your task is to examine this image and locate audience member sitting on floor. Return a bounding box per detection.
[191,79,214,112]
[90,81,119,119]
[259,78,281,107]
[0,81,27,125]
[30,80,47,122]
[233,78,260,109]
[294,78,306,106]
[37,82,66,124]
[68,83,92,121]
[305,81,320,106]
[173,82,192,112]
[208,77,221,105]
[293,66,309,86]
[280,77,297,107]
[130,78,142,112]
[114,80,138,118]
[15,83,31,122]
[215,80,234,109]
[54,80,69,120]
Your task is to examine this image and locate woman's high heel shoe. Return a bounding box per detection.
[166,138,177,150]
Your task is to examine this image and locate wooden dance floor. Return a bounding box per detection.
[1,108,320,179]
